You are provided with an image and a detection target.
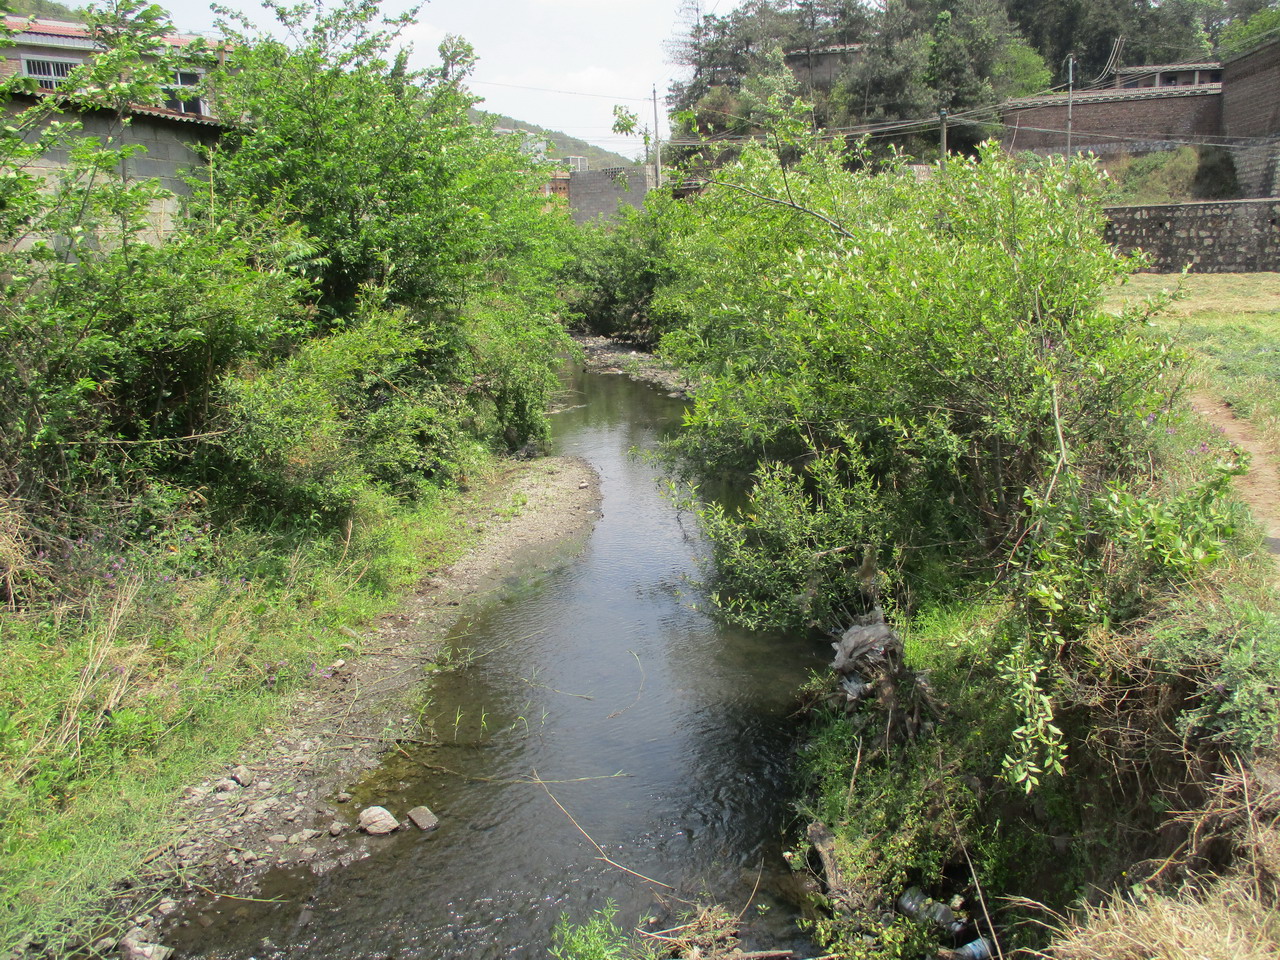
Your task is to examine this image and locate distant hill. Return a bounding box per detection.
[9,0,80,18]
[482,112,639,170]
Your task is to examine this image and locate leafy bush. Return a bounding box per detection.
[656,139,1174,636]
[560,201,681,345]
[550,903,647,960]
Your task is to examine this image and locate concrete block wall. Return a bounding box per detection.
[1105,199,1280,272]
[11,106,215,240]
[568,166,656,224]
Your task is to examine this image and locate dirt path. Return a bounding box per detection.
[1191,392,1280,556]
[109,457,602,954]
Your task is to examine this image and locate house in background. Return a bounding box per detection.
[1,15,223,237]
[1000,37,1280,197]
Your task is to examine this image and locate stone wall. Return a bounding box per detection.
[568,166,656,224]
[1105,199,1280,272]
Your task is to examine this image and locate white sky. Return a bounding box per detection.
[155,0,744,160]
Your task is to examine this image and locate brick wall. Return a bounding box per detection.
[1222,38,1280,139]
[1105,199,1280,272]
[1002,89,1222,156]
[568,166,656,224]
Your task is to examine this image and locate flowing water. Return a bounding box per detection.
[171,369,825,959]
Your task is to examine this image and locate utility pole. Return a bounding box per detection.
[1065,53,1075,156]
[938,109,948,168]
[652,85,662,185]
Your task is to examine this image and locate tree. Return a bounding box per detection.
[1219,1,1280,55]
[203,0,556,317]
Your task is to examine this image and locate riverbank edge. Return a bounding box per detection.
[91,456,602,957]
[574,335,696,398]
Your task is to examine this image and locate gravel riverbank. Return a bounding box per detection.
[105,457,601,957]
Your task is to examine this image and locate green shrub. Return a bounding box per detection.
[550,902,647,960]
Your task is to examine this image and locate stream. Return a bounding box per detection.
[170,368,825,958]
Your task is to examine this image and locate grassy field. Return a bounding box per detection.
[1108,272,1280,450]
[0,461,530,955]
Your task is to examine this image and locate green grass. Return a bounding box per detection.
[0,461,524,955]
[1108,272,1280,450]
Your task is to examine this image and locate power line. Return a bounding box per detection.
[468,79,651,102]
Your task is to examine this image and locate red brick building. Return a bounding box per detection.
[1000,37,1280,196]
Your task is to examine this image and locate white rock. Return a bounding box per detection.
[358,806,399,835]
[119,928,174,960]
[230,764,254,787]
[213,778,238,793]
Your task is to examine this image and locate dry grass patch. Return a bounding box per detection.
[1044,876,1280,960]
[1105,272,1280,319]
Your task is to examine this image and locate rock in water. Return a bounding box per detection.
[119,929,174,960]
[358,806,399,835]
[407,805,439,831]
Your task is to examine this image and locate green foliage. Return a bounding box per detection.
[654,137,1173,640]
[1219,2,1280,56]
[203,0,557,316]
[1147,592,1280,752]
[218,305,474,515]
[550,902,650,960]
[559,201,681,344]
[8,0,79,16]
[698,450,885,632]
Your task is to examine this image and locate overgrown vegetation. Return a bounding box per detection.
[1102,145,1241,204]
[0,1,577,951]
[559,85,1280,957]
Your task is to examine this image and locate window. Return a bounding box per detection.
[22,57,82,91]
[163,70,204,115]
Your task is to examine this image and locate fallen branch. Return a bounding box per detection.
[607,650,647,719]
[536,771,673,889]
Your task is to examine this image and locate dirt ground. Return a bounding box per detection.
[1191,393,1280,558]
[110,457,602,953]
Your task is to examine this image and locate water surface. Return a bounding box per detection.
[174,369,823,958]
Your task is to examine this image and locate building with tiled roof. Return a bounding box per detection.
[1000,39,1280,197]
[2,16,226,238]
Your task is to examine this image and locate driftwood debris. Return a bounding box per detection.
[806,821,854,913]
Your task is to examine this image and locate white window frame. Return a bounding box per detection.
[163,68,205,115]
[21,56,84,91]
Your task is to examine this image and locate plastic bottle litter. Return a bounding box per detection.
[896,887,968,936]
[950,937,995,960]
